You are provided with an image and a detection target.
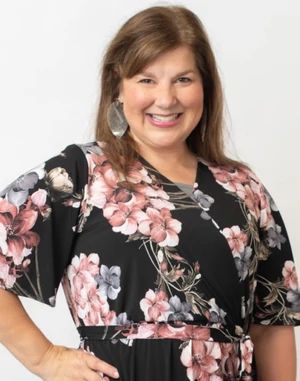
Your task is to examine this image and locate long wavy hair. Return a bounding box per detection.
[95,5,248,176]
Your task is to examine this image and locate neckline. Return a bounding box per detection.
[174,181,195,188]
[137,154,205,190]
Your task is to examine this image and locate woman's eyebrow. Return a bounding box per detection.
[137,69,196,78]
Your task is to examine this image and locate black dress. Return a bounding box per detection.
[1,142,299,381]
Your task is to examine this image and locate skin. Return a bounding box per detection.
[119,45,204,185]
[0,289,119,381]
[250,324,297,381]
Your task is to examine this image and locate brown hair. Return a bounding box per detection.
[95,5,248,176]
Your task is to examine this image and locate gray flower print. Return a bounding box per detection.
[265,224,286,249]
[116,312,131,325]
[0,164,45,206]
[192,189,214,211]
[234,246,252,280]
[96,265,121,300]
[208,298,226,324]
[168,295,193,321]
[287,289,300,312]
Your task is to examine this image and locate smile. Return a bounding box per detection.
[147,113,182,122]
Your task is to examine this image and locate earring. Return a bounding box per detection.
[107,99,128,138]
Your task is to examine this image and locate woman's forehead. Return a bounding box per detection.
[122,45,197,77]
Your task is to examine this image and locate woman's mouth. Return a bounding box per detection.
[146,113,182,127]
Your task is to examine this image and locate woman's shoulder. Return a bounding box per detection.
[57,141,106,164]
[198,156,260,184]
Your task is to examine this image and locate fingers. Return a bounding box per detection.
[85,353,119,379]
[83,368,111,381]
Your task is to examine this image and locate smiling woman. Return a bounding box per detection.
[0,4,299,381]
[118,46,204,173]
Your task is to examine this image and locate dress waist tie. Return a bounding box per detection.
[78,322,254,380]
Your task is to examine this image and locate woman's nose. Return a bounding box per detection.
[154,85,177,109]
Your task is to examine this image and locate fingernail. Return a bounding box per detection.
[114,370,120,378]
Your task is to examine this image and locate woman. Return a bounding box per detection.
[0,5,299,381]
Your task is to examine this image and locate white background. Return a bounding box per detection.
[0,1,299,379]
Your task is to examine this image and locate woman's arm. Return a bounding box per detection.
[249,324,297,381]
[0,288,119,380]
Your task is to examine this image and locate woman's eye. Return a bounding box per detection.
[177,77,192,83]
[138,78,154,84]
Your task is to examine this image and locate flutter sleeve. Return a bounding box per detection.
[252,179,300,326]
[0,144,88,307]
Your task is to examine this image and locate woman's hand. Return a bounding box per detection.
[34,344,120,381]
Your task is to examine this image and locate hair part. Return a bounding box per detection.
[95,5,249,179]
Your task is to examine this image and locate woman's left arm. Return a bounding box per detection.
[250,324,297,381]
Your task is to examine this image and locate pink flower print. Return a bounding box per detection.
[232,168,250,183]
[208,166,241,193]
[282,261,299,290]
[67,253,100,312]
[103,203,145,235]
[87,157,120,208]
[180,339,222,381]
[135,183,174,210]
[67,253,117,326]
[0,223,8,255]
[30,189,51,218]
[86,152,107,175]
[140,289,171,322]
[88,174,112,209]
[81,284,115,326]
[240,339,253,374]
[126,161,152,184]
[149,197,176,210]
[125,323,211,342]
[236,183,260,220]
[138,207,182,247]
[109,188,132,204]
[111,190,148,211]
[0,199,40,265]
[68,253,100,291]
[30,189,47,208]
[0,198,18,226]
[132,192,148,210]
[0,253,16,288]
[126,323,159,339]
[221,226,248,256]
[219,343,240,379]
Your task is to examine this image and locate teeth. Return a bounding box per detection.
[150,114,179,122]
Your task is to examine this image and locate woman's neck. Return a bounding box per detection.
[137,144,198,185]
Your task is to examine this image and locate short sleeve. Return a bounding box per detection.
[252,182,300,326]
[0,144,88,307]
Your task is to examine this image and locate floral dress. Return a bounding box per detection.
[0,141,299,381]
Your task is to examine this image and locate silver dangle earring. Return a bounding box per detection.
[107,99,128,138]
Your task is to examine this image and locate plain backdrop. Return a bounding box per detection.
[0,1,299,380]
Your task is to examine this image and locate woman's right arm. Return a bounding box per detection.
[0,289,120,381]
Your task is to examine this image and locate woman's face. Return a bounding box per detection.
[119,45,204,157]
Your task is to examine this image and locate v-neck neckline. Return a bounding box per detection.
[137,154,205,190]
